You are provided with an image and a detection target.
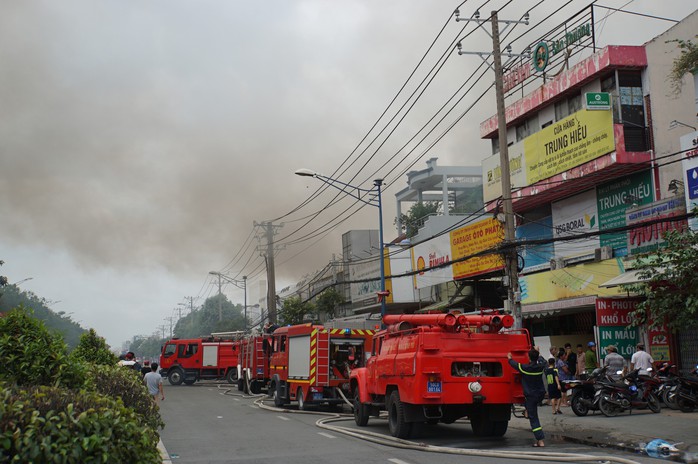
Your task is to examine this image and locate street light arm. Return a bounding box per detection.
[294,169,380,207]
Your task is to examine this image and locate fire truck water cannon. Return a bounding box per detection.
[457,314,514,333]
[382,312,513,334]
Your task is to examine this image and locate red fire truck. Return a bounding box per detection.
[267,323,374,409]
[159,333,242,386]
[236,333,273,394]
[350,311,530,438]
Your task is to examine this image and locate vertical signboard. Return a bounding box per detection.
[596,171,653,256]
[680,131,698,231]
[411,234,452,290]
[595,298,639,359]
[349,258,381,305]
[552,189,600,260]
[482,141,527,204]
[516,216,553,272]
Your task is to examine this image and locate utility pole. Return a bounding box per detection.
[164,316,175,339]
[212,272,223,321]
[456,9,529,329]
[243,275,248,332]
[157,324,167,340]
[255,221,282,324]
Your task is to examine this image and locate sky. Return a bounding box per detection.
[1,0,695,349]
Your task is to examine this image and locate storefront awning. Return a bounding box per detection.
[600,269,649,288]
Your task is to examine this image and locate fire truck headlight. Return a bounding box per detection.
[468,381,482,393]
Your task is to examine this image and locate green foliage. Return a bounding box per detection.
[128,334,166,361]
[0,306,85,389]
[668,36,698,94]
[0,383,161,464]
[624,229,698,332]
[450,187,484,215]
[315,287,344,319]
[279,297,315,325]
[0,284,85,349]
[85,364,164,431]
[395,201,440,238]
[172,294,245,339]
[71,328,119,366]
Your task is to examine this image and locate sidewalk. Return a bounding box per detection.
[509,404,698,462]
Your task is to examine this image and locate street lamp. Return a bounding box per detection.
[294,168,388,322]
[12,277,33,286]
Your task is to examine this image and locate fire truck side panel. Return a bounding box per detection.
[202,345,218,366]
[288,335,311,378]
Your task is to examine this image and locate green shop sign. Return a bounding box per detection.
[532,22,591,72]
[586,92,611,110]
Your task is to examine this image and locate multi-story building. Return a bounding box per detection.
[479,8,698,369]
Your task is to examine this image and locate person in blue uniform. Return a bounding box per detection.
[508,347,547,447]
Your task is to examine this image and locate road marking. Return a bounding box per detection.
[233,398,240,401]
[388,459,411,464]
[318,432,336,439]
[277,416,290,421]
[217,416,223,419]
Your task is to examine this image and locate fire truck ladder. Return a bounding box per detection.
[313,329,330,386]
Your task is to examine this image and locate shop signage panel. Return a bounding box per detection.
[482,141,527,204]
[519,260,624,305]
[516,216,553,272]
[411,234,453,290]
[525,109,615,185]
[596,171,653,256]
[552,189,600,259]
[626,197,687,255]
[598,326,638,358]
[349,257,381,303]
[585,92,611,110]
[450,218,505,280]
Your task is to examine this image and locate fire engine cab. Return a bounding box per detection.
[350,311,530,438]
[159,332,242,386]
[267,323,374,409]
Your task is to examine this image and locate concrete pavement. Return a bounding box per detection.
[508,403,698,462]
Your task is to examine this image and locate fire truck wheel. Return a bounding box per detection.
[237,378,244,392]
[273,381,286,407]
[168,368,184,386]
[183,378,196,385]
[226,369,238,384]
[387,391,412,439]
[250,380,262,395]
[297,387,309,411]
[353,389,369,427]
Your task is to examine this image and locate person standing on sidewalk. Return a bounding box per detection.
[545,358,562,414]
[585,342,598,374]
[144,362,165,403]
[631,343,654,375]
[575,344,586,379]
[508,348,547,447]
[603,345,626,380]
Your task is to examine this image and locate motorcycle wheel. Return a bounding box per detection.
[599,395,621,417]
[677,396,696,413]
[570,392,590,417]
[647,393,662,413]
[662,388,679,410]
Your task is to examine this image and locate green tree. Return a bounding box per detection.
[624,229,698,332]
[0,306,85,388]
[669,36,698,94]
[71,328,119,365]
[450,187,484,214]
[171,294,246,339]
[315,287,344,320]
[395,201,441,238]
[279,297,315,325]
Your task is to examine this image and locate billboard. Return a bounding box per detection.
[411,234,453,290]
[526,109,615,184]
[552,189,600,260]
[450,218,505,280]
[626,197,687,255]
[516,216,553,273]
[482,141,526,204]
[596,170,653,256]
[348,258,381,304]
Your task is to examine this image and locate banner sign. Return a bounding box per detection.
[626,197,687,255]
[516,216,553,272]
[482,141,526,204]
[596,170,653,256]
[552,189,600,260]
[450,218,505,280]
[526,109,615,185]
[411,234,453,290]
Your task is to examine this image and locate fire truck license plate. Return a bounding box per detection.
[427,381,442,393]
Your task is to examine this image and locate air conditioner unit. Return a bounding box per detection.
[594,246,613,261]
[549,258,566,270]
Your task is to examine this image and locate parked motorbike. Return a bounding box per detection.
[667,365,698,413]
[568,366,609,416]
[596,368,662,417]
[652,363,680,410]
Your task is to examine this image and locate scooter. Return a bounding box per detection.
[667,365,698,413]
[568,366,609,416]
[596,368,662,417]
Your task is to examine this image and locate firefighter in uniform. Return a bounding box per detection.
[508,348,546,447]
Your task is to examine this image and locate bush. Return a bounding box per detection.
[70,329,118,366]
[0,306,84,388]
[0,383,161,464]
[85,364,164,431]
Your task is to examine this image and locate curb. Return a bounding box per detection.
[158,439,172,464]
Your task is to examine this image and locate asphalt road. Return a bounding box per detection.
[158,381,664,464]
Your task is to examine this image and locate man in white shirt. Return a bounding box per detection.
[630,343,654,375]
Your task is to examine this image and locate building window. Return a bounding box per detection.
[515,114,539,142]
[555,93,582,121]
